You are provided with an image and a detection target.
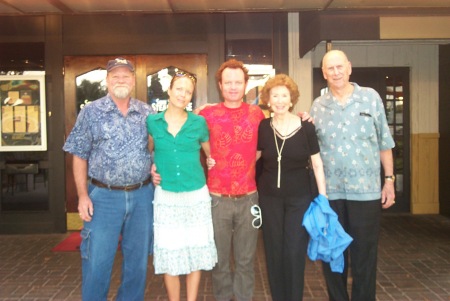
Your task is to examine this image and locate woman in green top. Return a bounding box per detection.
[146,71,217,301]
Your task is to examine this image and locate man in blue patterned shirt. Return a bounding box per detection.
[63,58,155,301]
[310,50,396,301]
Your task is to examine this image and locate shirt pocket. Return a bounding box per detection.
[79,228,91,260]
[152,132,166,149]
[178,132,200,151]
[355,114,376,141]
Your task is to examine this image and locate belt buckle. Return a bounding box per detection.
[123,184,134,191]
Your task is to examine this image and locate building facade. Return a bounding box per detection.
[0,10,448,233]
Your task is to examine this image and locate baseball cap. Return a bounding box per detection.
[106,58,135,73]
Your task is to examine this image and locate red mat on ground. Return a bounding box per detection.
[51,231,122,252]
[52,231,81,252]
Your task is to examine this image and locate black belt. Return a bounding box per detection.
[90,177,151,191]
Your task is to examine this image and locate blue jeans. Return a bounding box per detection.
[211,192,259,301]
[80,183,154,301]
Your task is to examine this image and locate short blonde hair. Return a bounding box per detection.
[260,74,300,112]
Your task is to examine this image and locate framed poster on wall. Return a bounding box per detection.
[0,73,47,151]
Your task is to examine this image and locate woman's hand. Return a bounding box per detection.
[151,164,161,186]
[206,156,216,170]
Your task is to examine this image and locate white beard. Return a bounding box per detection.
[112,86,130,99]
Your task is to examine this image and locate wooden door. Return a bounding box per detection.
[64,55,207,213]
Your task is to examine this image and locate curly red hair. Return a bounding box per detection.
[260,74,300,112]
[215,59,249,84]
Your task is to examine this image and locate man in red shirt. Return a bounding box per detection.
[199,59,265,301]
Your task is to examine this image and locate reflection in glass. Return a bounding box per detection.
[386,101,394,124]
[226,39,272,65]
[1,155,49,212]
[395,83,403,100]
[395,113,403,124]
[76,70,107,113]
[396,174,403,194]
[395,101,403,123]
[244,65,275,118]
[395,137,403,154]
[147,66,196,112]
[395,156,403,174]
[389,126,394,136]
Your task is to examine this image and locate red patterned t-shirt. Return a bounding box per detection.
[200,102,265,195]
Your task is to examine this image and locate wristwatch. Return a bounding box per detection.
[385,175,396,182]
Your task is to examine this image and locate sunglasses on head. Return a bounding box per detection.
[175,71,197,84]
[250,204,262,229]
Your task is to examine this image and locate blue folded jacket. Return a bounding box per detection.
[302,194,353,273]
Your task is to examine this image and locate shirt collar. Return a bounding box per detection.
[103,94,117,111]
[153,110,193,123]
[321,82,363,107]
[153,112,166,121]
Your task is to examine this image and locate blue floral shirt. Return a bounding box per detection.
[63,94,155,186]
[310,83,395,201]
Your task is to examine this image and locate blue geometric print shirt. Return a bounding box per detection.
[63,94,155,186]
[310,83,395,201]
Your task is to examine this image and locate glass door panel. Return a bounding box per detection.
[386,75,406,196]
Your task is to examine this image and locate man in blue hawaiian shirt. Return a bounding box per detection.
[310,50,396,301]
[63,58,155,301]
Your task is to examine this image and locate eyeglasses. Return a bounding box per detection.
[175,71,197,84]
[250,204,262,229]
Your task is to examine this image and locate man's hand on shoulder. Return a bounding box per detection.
[193,103,217,115]
[298,111,314,123]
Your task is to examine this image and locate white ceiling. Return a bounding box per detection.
[0,0,449,15]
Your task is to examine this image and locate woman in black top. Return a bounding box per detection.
[257,74,327,301]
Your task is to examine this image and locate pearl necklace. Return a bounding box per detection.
[272,117,290,188]
[274,130,286,188]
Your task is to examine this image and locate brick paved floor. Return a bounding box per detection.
[0,214,449,300]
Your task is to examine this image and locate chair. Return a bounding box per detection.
[4,163,39,195]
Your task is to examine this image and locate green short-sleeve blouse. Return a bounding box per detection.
[146,111,209,192]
